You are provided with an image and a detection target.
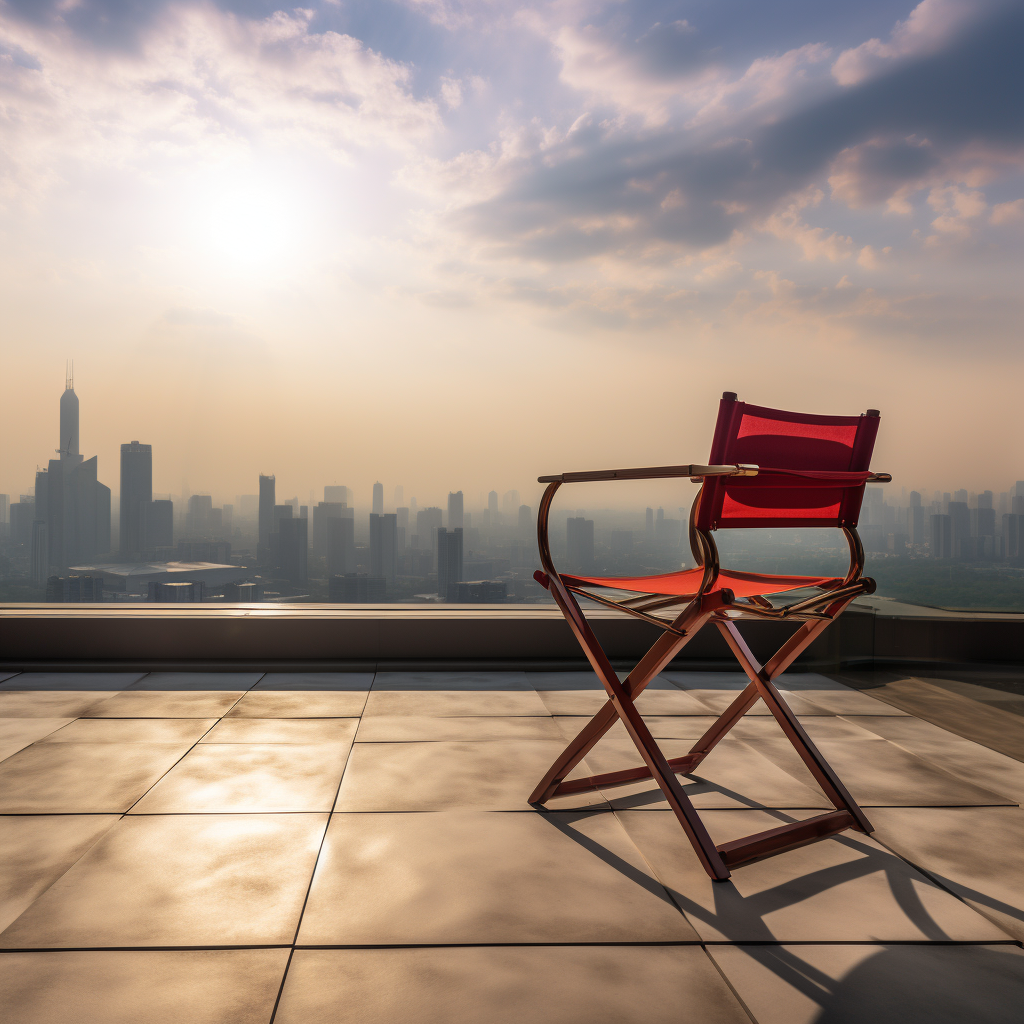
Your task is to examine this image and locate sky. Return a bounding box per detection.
[1,0,1022,511]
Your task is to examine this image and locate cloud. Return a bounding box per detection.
[448,4,1024,261]
[832,0,980,87]
[0,4,439,207]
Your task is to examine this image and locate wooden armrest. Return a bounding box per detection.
[537,464,758,484]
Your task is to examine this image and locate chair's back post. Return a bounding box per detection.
[688,487,721,596]
[536,480,562,582]
[841,526,866,586]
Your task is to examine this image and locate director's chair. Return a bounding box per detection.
[530,392,891,881]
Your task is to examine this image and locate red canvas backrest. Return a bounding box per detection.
[696,393,880,530]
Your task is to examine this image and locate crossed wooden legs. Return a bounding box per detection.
[530,585,872,882]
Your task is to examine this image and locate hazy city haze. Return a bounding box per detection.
[1,0,1022,505]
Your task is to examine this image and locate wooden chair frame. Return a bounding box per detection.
[530,452,891,882]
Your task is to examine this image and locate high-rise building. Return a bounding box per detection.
[1003,514,1023,561]
[185,495,214,537]
[369,513,397,585]
[373,481,384,515]
[931,514,953,559]
[258,474,276,561]
[448,491,464,529]
[566,517,594,571]
[437,527,464,600]
[488,491,498,515]
[324,485,351,504]
[278,517,308,582]
[326,516,355,577]
[30,520,49,585]
[10,500,34,548]
[978,490,994,510]
[0,494,8,531]
[502,490,520,516]
[397,507,409,531]
[31,370,111,574]
[119,441,152,558]
[646,507,654,536]
[947,501,970,556]
[312,502,351,557]
[142,499,174,551]
[415,507,443,563]
[518,504,532,538]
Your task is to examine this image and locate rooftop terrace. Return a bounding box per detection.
[0,662,1023,1022]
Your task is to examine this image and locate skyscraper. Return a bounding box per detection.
[326,516,356,577]
[369,513,397,585]
[415,507,443,564]
[119,441,152,558]
[278,518,308,582]
[448,491,464,529]
[312,502,351,557]
[437,527,464,600]
[488,491,498,515]
[566,517,594,571]
[324,485,351,504]
[502,490,520,516]
[31,369,111,575]
[373,481,384,515]
[258,474,275,563]
[142,499,174,551]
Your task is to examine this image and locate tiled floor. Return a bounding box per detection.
[0,667,1023,1022]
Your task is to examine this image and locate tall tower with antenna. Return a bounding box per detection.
[58,360,81,463]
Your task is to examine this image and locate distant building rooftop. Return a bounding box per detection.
[68,561,246,591]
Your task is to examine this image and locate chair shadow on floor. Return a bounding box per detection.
[540,803,1024,1022]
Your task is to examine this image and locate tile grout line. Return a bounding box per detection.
[266,665,377,1024]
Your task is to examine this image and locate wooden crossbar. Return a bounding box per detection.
[717,810,856,868]
[552,753,703,796]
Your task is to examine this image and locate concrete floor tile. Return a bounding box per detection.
[0,949,289,1024]
[363,689,550,717]
[664,672,753,690]
[372,671,531,690]
[355,715,564,741]
[200,718,358,744]
[553,716,720,741]
[687,689,829,716]
[846,716,1024,804]
[39,719,216,744]
[0,743,191,813]
[131,743,350,813]
[0,813,327,948]
[0,816,120,933]
[707,943,1024,1024]
[277,946,749,1024]
[298,810,696,944]
[803,737,1014,806]
[792,689,911,715]
[869,806,1024,941]
[226,690,368,717]
[537,688,711,716]
[0,692,118,717]
[255,672,374,690]
[0,719,75,762]
[583,735,828,810]
[82,691,244,718]
[617,809,1008,942]
[129,672,264,690]
[0,673,145,691]
[335,739,607,810]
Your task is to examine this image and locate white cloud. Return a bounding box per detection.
[832,0,977,86]
[990,198,1024,225]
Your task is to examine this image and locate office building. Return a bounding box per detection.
[372,481,384,515]
[448,491,464,529]
[397,507,409,532]
[31,370,112,575]
[931,514,953,559]
[566,517,594,571]
[177,540,231,562]
[0,494,8,534]
[45,573,103,603]
[329,573,386,602]
[370,513,397,585]
[415,507,443,562]
[326,516,356,577]
[119,441,152,558]
[313,502,351,557]
[258,474,275,562]
[502,490,520,516]
[142,499,174,551]
[10,500,33,548]
[1003,514,1023,561]
[185,495,214,538]
[437,527,464,600]
[947,501,970,556]
[324,485,351,505]
[278,517,308,582]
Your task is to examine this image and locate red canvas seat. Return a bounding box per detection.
[529,392,890,881]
